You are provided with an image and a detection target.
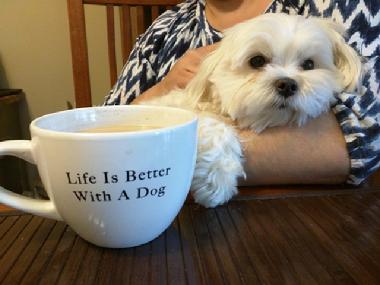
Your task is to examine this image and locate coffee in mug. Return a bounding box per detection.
[80,124,162,133]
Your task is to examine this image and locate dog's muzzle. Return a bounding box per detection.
[275,78,298,98]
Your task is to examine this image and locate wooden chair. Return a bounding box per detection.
[67,0,181,107]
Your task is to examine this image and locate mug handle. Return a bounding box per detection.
[0,140,62,221]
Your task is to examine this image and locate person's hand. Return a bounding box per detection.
[159,43,219,92]
[132,43,219,104]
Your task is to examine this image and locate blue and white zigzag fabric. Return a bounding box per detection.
[104,0,380,185]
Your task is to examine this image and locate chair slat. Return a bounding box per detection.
[119,6,133,63]
[151,6,160,21]
[106,5,118,86]
[136,7,146,35]
[84,0,180,5]
[67,0,92,107]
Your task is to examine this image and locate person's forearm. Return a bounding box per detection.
[238,111,350,185]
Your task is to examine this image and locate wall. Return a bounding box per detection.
[0,0,120,123]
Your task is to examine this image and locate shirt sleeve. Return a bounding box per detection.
[332,54,380,185]
[103,5,184,105]
[103,33,157,105]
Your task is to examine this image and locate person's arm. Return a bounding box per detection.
[132,44,219,105]
[238,111,350,185]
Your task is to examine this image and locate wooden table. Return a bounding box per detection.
[1,186,380,285]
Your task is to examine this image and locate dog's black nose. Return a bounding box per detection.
[275,78,298,98]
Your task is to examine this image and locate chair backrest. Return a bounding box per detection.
[67,0,181,107]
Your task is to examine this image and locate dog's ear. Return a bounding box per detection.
[313,18,362,92]
[185,47,224,107]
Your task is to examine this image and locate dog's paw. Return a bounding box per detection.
[191,157,243,207]
[192,186,237,208]
[191,117,245,208]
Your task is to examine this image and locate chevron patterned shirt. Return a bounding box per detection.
[104,0,380,185]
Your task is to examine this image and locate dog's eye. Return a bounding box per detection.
[301,59,314,70]
[249,55,267,69]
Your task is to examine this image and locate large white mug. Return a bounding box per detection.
[0,106,198,248]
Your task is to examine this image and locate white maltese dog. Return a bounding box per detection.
[141,13,362,208]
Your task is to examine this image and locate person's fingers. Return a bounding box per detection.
[177,70,196,88]
[185,64,199,74]
[195,43,220,56]
[183,44,219,62]
[184,50,203,63]
[183,69,196,80]
[183,49,215,69]
[164,43,220,90]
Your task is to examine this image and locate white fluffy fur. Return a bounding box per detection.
[141,13,362,208]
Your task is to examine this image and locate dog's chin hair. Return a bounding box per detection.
[236,90,335,133]
[237,108,290,133]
